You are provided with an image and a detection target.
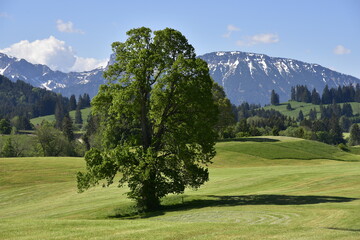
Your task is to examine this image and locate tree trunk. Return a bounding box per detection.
[139,173,160,211]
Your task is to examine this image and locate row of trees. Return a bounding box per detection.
[290,84,360,105]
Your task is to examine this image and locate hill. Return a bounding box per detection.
[263,101,360,119]
[1,137,360,239]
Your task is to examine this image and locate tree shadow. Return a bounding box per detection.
[108,194,357,219]
[326,227,360,232]
[218,138,280,143]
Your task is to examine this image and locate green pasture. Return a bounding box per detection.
[1,137,360,239]
[263,101,360,119]
[30,107,92,126]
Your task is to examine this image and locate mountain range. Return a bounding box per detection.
[1,51,359,105]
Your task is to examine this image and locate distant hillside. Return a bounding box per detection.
[0,74,69,119]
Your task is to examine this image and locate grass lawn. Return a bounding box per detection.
[1,137,360,239]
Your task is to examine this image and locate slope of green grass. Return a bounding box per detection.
[263,101,360,119]
[30,107,91,126]
[1,137,360,239]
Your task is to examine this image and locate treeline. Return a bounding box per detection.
[218,102,295,138]
[218,97,360,146]
[290,84,360,105]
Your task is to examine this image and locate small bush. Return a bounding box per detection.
[338,143,349,152]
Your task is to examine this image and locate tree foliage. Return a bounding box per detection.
[0,119,11,134]
[77,27,218,210]
[349,124,360,146]
[1,138,16,157]
[212,82,235,138]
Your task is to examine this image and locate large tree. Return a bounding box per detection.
[77,27,218,211]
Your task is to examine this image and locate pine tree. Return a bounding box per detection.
[322,85,331,104]
[311,89,321,105]
[286,103,292,111]
[69,95,77,111]
[62,113,74,142]
[291,87,296,101]
[301,86,311,103]
[342,103,353,117]
[77,95,84,110]
[55,96,66,129]
[270,90,280,105]
[309,108,317,121]
[82,93,91,108]
[297,110,304,122]
[355,84,360,102]
[75,107,83,124]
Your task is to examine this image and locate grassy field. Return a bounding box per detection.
[1,137,360,239]
[30,107,92,126]
[263,101,360,119]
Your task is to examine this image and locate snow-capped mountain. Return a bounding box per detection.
[1,51,359,105]
[0,53,106,98]
[199,51,360,105]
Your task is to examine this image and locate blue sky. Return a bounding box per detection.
[0,0,359,77]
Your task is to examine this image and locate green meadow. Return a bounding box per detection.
[1,136,360,239]
[30,107,92,126]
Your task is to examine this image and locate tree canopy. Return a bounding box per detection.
[77,27,218,210]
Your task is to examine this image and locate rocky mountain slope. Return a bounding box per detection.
[199,52,360,105]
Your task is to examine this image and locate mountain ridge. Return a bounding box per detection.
[1,51,359,105]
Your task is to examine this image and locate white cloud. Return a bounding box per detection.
[222,24,240,38]
[0,36,107,72]
[227,24,240,32]
[71,57,108,72]
[333,45,351,55]
[56,19,84,34]
[0,12,10,18]
[237,33,279,46]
